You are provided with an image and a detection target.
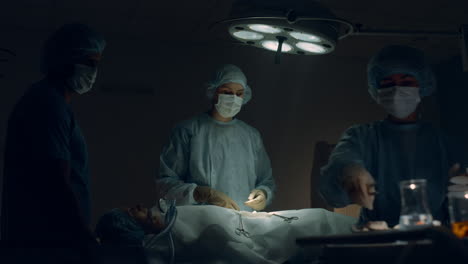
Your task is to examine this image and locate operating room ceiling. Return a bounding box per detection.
[1,0,468,61]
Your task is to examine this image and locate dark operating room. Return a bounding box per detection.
[1,1,468,263]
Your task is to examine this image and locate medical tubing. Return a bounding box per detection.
[168,232,175,264]
[144,202,178,263]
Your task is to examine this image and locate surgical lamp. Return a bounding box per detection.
[212,0,352,63]
[212,0,467,69]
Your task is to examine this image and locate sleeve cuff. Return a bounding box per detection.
[255,185,273,205]
[165,183,198,206]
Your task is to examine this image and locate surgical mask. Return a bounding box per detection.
[215,94,243,118]
[67,64,97,94]
[377,86,421,119]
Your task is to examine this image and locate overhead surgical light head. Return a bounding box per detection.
[211,0,466,72]
[212,0,354,63]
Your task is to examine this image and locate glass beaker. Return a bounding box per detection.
[398,179,433,229]
[448,191,468,239]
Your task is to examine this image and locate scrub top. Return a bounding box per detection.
[157,113,275,211]
[1,79,90,241]
[320,120,451,226]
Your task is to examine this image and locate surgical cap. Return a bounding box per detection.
[40,23,106,74]
[367,45,436,99]
[95,209,145,246]
[206,64,252,104]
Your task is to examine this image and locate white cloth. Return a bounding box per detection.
[145,205,356,263]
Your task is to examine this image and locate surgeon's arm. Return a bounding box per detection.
[46,159,96,241]
[319,126,371,208]
[40,109,95,243]
[253,134,276,206]
[157,126,198,205]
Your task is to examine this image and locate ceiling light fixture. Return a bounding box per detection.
[296,42,327,54]
[248,24,283,34]
[289,31,321,42]
[262,40,292,52]
[212,0,353,63]
[232,30,264,40]
[212,0,464,69]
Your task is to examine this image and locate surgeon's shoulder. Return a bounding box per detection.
[418,121,444,137]
[235,119,262,137]
[236,119,262,142]
[418,121,438,131]
[171,113,207,137]
[19,82,73,122]
[43,92,73,122]
[341,121,380,138]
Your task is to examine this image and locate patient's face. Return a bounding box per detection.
[126,204,165,233]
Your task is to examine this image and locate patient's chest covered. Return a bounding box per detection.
[146,206,356,263]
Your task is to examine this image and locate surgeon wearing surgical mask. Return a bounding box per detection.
[157,64,276,211]
[319,45,464,227]
[1,23,105,243]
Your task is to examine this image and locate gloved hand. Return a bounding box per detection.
[193,186,240,211]
[342,164,376,210]
[244,189,267,211]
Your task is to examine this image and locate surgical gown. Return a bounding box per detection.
[1,80,91,240]
[320,120,451,227]
[157,113,275,211]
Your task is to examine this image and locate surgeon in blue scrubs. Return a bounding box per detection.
[157,64,276,212]
[320,45,463,227]
[1,23,105,243]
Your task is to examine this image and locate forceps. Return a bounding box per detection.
[272,214,299,223]
[235,213,251,238]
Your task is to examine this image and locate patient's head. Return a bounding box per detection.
[127,204,165,232]
[95,204,165,246]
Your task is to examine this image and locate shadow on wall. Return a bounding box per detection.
[435,56,468,166]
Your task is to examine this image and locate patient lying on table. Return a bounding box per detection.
[95,204,356,263]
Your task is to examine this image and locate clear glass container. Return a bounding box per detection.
[398,179,433,229]
[448,191,468,238]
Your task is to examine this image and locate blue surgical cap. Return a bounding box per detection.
[95,209,145,246]
[367,45,436,99]
[206,64,252,104]
[40,23,106,74]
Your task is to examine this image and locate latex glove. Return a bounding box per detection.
[342,164,376,210]
[193,186,240,211]
[244,189,267,211]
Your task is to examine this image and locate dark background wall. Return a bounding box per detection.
[0,0,467,229]
[436,57,468,168]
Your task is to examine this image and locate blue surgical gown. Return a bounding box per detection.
[157,113,275,211]
[1,79,91,240]
[320,120,451,226]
